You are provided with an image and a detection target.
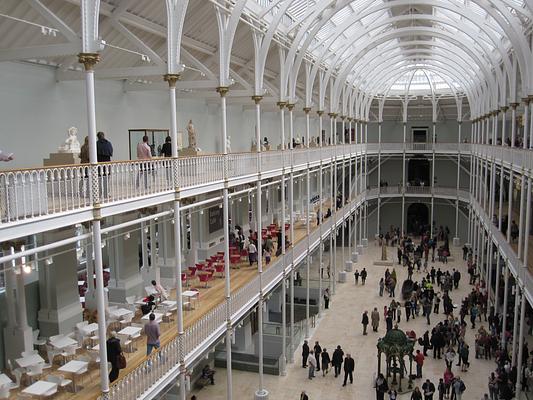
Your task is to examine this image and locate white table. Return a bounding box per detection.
[110,308,133,319]
[0,373,12,387]
[141,312,163,323]
[22,381,58,398]
[59,360,89,391]
[161,300,177,309]
[118,326,142,337]
[182,291,199,310]
[16,353,44,368]
[50,336,78,349]
[77,280,85,286]
[81,322,98,335]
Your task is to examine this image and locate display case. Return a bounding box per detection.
[128,129,170,160]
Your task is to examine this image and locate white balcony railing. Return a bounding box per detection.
[1,142,531,230]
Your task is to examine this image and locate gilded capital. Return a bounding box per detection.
[510,102,519,109]
[78,53,100,71]
[501,106,509,112]
[303,107,312,114]
[276,101,287,109]
[252,95,263,104]
[287,103,295,111]
[163,74,181,88]
[216,86,230,97]
[340,115,346,121]
[317,110,324,116]
[523,97,531,105]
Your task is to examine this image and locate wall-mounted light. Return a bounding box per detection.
[23,264,32,274]
[124,233,131,240]
[45,257,54,266]
[200,210,204,215]
[101,241,106,248]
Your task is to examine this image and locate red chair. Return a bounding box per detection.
[230,254,241,266]
[195,263,205,269]
[215,264,225,278]
[198,273,211,288]
[217,251,225,257]
[181,273,187,287]
[187,267,197,284]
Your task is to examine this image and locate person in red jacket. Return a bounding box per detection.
[415,349,425,378]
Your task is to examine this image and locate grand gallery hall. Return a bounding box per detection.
[1,1,533,399]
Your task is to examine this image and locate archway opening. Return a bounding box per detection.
[406,203,429,236]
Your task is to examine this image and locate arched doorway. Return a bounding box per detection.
[407,203,429,236]
[407,157,430,186]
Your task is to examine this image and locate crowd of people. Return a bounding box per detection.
[298,226,532,400]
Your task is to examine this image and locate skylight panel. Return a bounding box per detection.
[287,0,315,21]
[331,7,353,26]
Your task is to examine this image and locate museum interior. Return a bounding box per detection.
[1,1,533,399]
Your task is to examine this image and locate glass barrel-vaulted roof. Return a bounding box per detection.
[254,0,532,99]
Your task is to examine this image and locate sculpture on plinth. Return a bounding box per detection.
[58,127,81,153]
[187,119,197,149]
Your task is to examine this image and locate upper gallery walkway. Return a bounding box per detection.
[3,141,533,242]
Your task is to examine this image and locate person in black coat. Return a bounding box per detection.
[302,340,310,368]
[331,345,344,377]
[160,136,172,157]
[314,341,322,371]
[321,348,331,376]
[342,353,355,386]
[106,334,122,383]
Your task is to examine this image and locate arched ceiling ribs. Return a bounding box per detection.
[245,0,531,103]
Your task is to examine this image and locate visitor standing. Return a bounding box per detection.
[323,288,330,309]
[106,332,122,383]
[361,268,368,285]
[321,348,330,376]
[96,131,113,162]
[307,350,316,379]
[313,341,322,371]
[144,313,161,355]
[415,350,425,378]
[342,353,355,386]
[375,373,388,400]
[331,345,344,377]
[422,378,436,400]
[362,310,369,335]
[302,340,309,368]
[411,387,423,400]
[371,307,380,332]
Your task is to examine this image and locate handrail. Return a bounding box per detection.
[101,184,533,400]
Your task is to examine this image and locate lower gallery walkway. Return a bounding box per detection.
[186,243,498,399]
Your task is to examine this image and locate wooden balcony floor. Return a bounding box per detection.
[5,205,331,400]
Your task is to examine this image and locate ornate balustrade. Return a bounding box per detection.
[2,143,531,240]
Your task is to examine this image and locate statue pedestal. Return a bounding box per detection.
[179,148,200,157]
[344,261,353,272]
[453,237,460,246]
[43,152,80,166]
[351,252,358,263]
[337,271,347,283]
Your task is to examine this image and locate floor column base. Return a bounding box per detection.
[453,237,460,246]
[351,252,358,262]
[344,261,353,272]
[255,389,269,400]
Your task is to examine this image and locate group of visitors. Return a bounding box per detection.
[301,341,355,386]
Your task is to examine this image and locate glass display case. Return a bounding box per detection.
[128,129,170,160]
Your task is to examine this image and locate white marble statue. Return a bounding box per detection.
[187,119,197,149]
[58,126,81,153]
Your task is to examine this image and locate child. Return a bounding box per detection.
[388,389,398,399]
[264,248,271,265]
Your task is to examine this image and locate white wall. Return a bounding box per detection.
[0,62,290,169]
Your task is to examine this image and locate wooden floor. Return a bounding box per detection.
[6,205,329,400]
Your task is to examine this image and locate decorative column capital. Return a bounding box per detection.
[347,117,353,122]
[78,53,100,71]
[286,103,295,111]
[501,106,509,112]
[216,86,230,97]
[163,74,181,88]
[340,115,346,121]
[252,95,263,104]
[303,107,312,114]
[510,102,519,109]
[457,120,463,125]
[276,101,287,109]
[327,112,337,118]
[523,97,531,105]
[492,110,499,116]
[317,110,324,116]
